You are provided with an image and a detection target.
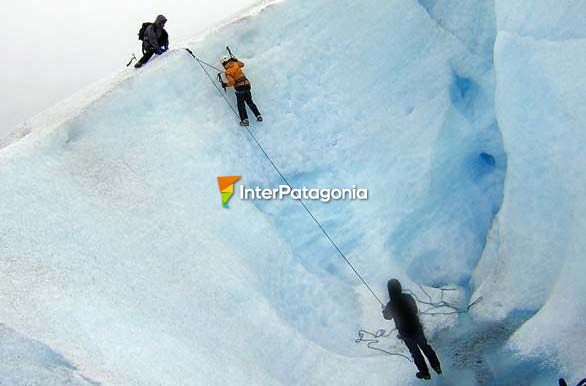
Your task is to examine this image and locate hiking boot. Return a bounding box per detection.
[240,119,250,126]
[416,372,431,380]
[134,62,142,69]
[256,115,263,122]
[432,365,442,375]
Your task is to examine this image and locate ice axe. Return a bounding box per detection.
[217,73,226,92]
[126,53,137,67]
[226,46,235,59]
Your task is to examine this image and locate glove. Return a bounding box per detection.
[221,82,227,88]
[230,57,238,62]
[155,48,164,55]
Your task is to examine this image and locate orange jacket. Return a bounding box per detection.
[224,60,250,88]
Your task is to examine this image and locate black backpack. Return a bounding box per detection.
[138,22,152,41]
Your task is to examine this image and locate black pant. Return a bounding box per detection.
[235,85,260,121]
[136,47,155,68]
[402,331,440,374]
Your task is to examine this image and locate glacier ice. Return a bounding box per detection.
[0,324,97,385]
[0,0,584,384]
[471,0,586,382]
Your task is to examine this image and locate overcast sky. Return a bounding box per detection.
[0,0,256,139]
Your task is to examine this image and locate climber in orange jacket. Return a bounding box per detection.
[220,55,262,126]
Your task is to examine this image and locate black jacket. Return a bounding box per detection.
[383,292,422,336]
[144,15,168,50]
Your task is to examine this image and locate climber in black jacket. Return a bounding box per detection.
[382,279,442,380]
[135,15,169,68]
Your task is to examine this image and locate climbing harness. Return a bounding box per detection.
[185,47,384,307]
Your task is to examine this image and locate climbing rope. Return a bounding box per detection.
[407,283,483,316]
[185,49,241,119]
[196,57,224,72]
[185,48,385,307]
[187,47,489,363]
[355,329,413,362]
[355,284,483,361]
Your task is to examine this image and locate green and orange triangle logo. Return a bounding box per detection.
[217,176,241,208]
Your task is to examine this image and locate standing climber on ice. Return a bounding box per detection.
[219,55,262,126]
[135,15,169,69]
[382,279,442,380]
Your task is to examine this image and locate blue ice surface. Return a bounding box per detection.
[0,324,97,385]
[1,0,585,384]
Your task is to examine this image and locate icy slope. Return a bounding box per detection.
[471,0,586,381]
[0,324,97,385]
[3,0,582,384]
[2,0,504,384]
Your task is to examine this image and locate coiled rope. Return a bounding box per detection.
[408,283,483,316]
[356,284,483,361]
[355,329,413,362]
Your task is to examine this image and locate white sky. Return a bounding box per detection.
[0,0,256,138]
